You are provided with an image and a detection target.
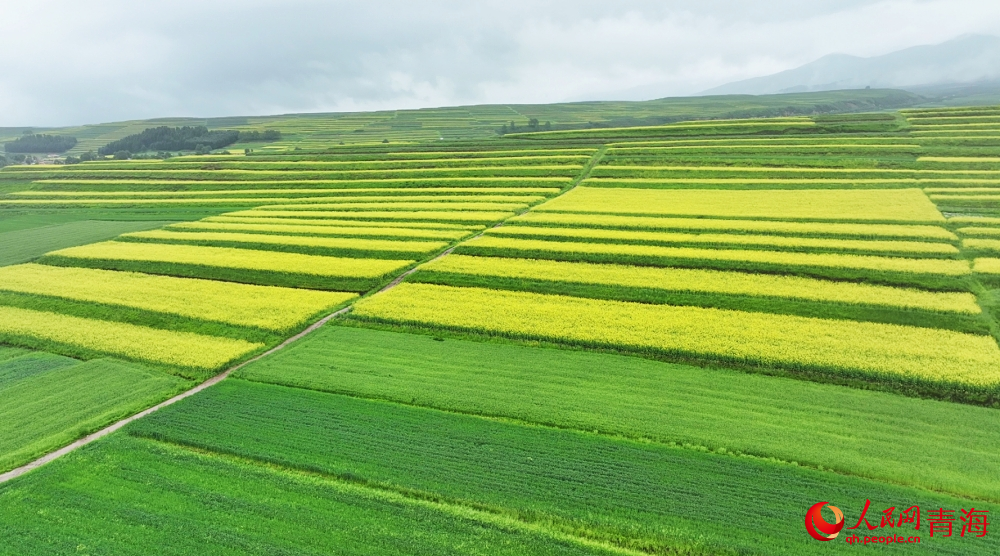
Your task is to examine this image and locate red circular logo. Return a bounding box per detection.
[806,502,845,541]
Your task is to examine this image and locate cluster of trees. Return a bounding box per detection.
[0,153,47,167]
[98,126,239,156]
[499,119,552,135]
[238,130,281,142]
[5,134,78,153]
[64,151,99,164]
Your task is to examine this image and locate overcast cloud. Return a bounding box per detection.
[2,0,999,127]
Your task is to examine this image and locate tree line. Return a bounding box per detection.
[4,134,77,153]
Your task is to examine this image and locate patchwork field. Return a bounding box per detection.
[2,100,1000,555]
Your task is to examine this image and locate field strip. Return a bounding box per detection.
[0,147,610,486]
[139,437,644,556]
[0,305,353,485]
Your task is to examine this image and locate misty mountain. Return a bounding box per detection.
[702,34,1000,96]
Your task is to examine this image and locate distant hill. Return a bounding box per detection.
[703,34,1000,96]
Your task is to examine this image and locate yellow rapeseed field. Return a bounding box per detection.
[486,226,958,256]
[207,215,484,230]
[0,264,355,331]
[120,230,448,255]
[167,221,472,240]
[536,187,945,223]
[48,241,414,278]
[0,305,262,370]
[963,239,1000,253]
[12,188,556,198]
[257,202,529,212]
[958,227,1000,237]
[353,284,1000,386]
[423,255,981,314]
[224,210,516,223]
[950,216,1000,227]
[974,258,1000,274]
[461,236,972,276]
[508,213,957,241]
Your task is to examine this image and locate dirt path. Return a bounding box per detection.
[0,306,351,485]
[0,147,608,485]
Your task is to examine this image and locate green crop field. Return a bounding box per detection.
[4,93,1000,555]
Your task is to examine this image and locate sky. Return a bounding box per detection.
[3,0,1000,127]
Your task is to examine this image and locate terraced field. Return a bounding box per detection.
[3,102,1000,555]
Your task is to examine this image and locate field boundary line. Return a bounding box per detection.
[0,306,352,485]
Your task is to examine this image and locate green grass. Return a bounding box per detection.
[0,352,190,473]
[0,435,613,556]
[237,326,1000,503]
[118,378,997,555]
[0,220,172,267]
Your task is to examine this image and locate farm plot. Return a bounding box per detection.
[508,211,958,240]
[166,220,475,240]
[352,283,1000,389]
[118,229,448,259]
[535,187,945,222]
[106,379,997,556]
[485,225,959,257]
[0,264,354,333]
[0,437,610,556]
[454,235,970,289]
[418,255,982,315]
[0,351,189,473]
[238,326,1000,503]
[0,219,172,267]
[40,241,414,291]
[0,305,263,373]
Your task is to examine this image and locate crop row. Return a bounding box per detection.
[225,209,518,223]
[118,229,448,259]
[0,264,355,332]
[508,212,957,240]
[485,226,958,258]
[41,242,413,291]
[0,166,583,180]
[590,166,1000,179]
[23,178,573,191]
[253,201,531,212]
[204,215,484,230]
[0,305,262,371]
[419,255,980,315]
[536,187,945,223]
[12,190,554,201]
[75,155,592,170]
[454,236,971,290]
[166,221,474,240]
[352,283,1000,387]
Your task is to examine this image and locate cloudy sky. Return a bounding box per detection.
[3,0,999,127]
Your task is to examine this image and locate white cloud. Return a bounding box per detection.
[1,0,998,126]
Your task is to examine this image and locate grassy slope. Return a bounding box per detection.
[237,326,1000,502]
[0,352,191,472]
[120,379,996,555]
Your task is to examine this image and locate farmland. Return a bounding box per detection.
[3,97,1000,555]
